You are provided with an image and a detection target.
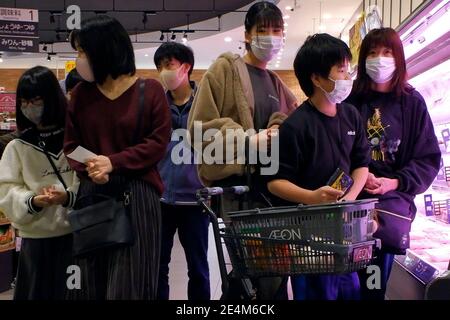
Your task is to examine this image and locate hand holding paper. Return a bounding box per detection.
[66,146,97,164]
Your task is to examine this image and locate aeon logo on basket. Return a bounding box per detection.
[268,228,302,240]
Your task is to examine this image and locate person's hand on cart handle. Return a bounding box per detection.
[307,186,344,204]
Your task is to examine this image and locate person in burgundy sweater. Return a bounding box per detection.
[64,16,171,300]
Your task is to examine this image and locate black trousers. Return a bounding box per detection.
[14,234,73,300]
[157,203,210,300]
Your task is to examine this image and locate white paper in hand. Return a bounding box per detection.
[66,146,97,164]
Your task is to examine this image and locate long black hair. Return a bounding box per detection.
[16,66,67,131]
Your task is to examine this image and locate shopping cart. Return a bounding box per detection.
[197,186,381,299]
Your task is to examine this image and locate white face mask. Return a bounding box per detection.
[21,105,44,125]
[318,78,353,104]
[366,56,396,84]
[159,65,187,91]
[250,35,283,63]
[76,57,95,83]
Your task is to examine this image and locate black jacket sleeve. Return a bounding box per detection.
[393,93,441,195]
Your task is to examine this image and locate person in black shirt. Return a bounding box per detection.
[267,34,370,300]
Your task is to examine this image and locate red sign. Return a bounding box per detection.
[0,92,16,130]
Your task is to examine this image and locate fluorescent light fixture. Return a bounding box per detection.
[224,36,232,42]
[402,1,450,59]
[283,15,290,19]
[285,6,292,11]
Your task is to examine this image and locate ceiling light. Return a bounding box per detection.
[159,32,164,41]
[170,32,176,41]
[284,23,288,27]
[275,64,280,68]
[285,6,292,11]
[323,13,332,20]
[182,34,188,44]
[144,53,149,57]
[42,44,48,52]
[47,54,51,61]
[283,15,290,20]
[224,36,232,42]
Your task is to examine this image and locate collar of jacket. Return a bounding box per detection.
[166,80,197,111]
[217,52,298,130]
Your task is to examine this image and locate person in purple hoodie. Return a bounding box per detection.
[347,28,441,300]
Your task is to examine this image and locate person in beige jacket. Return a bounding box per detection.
[188,1,297,300]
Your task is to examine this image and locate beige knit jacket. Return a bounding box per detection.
[188,52,298,186]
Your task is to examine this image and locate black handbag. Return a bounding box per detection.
[44,79,147,257]
[69,192,133,256]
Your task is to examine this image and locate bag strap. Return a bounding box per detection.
[132,79,146,146]
[39,140,68,190]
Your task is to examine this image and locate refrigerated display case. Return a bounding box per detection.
[386,0,450,300]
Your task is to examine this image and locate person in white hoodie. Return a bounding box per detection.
[0,66,79,300]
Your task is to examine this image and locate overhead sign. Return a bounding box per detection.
[0,7,39,53]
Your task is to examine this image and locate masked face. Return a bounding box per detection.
[159,64,188,91]
[21,104,44,125]
[318,77,353,104]
[76,56,95,83]
[250,35,283,62]
[366,56,396,83]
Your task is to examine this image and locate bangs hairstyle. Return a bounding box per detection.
[154,42,195,77]
[16,66,67,131]
[244,1,284,49]
[354,27,412,97]
[293,33,352,97]
[70,15,136,85]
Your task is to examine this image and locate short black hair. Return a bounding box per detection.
[244,1,284,50]
[16,66,67,131]
[293,33,352,97]
[70,15,136,85]
[65,68,83,92]
[154,42,195,77]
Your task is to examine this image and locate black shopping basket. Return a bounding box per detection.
[197,187,380,298]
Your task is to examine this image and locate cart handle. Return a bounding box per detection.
[196,186,249,198]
